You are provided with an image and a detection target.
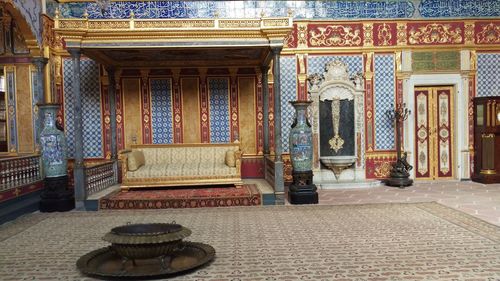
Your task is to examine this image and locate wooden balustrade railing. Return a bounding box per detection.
[84,161,118,196]
[0,155,43,192]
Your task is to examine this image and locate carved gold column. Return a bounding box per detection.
[172,69,183,143]
[296,54,307,101]
[364,52,374,152]
[268,65,275,155]
[229,68,239,142]
[199,68,209,143]
[256,67,264,155]
[140,69,151,144]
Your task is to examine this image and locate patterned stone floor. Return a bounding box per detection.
[0,202,499,280]
[315,181,500,226]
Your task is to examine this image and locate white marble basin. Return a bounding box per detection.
[320,156,357,166]
[320,156,357,180]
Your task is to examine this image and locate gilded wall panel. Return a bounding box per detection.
[15,65,34,153]
[122,78,142,149]
[238,77,256,155]
[475,21,500,44]
[181,78,200,143]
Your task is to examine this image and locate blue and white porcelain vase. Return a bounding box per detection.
[39,104,67,178]
[289,101,313,172]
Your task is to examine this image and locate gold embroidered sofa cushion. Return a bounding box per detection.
[127,150,145,171]
[119,143,242,190]
[225,150,236,167]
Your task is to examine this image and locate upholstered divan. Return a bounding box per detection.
[119,142,243,190]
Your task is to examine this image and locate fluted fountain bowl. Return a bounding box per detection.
[102,223,192,260]
[320,156,357,180]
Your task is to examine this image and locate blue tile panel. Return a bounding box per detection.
[419,0,500,18]
[308,55,363,77]
[477,53,500,97]
[208,78,231,143]
[6,70,17,152]
[31,71,39,150]
[373,54,395,150]
[63,58,103,158]
[150,79,173,144]
[54,1,415,19]
[280,56,298,153]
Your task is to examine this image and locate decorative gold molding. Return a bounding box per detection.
[464,21,475,45]
[365,151,397,159]
[363,23,373,47]
[297,22,308,48]
[397,23,407,46]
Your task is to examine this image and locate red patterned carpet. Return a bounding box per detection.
[99,184,261,209]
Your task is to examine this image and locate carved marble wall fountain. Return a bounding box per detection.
[308,60,370,188]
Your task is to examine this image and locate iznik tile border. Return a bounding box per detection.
[208,78,231,143]
[280,56,298,153]
[48,0,500,20]
[373,54,395,150]
[63,58,103,158]
[477,53,500,97]
[51,0,414,19]
[150,78,173,144]
[419,0,500,18]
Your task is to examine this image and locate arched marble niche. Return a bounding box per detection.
[308,61,366,185]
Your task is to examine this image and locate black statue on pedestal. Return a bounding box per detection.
[385,103,413,188]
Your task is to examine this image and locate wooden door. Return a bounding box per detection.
[414,86,454,179]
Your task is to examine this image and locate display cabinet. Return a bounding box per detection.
[472,97,500,183]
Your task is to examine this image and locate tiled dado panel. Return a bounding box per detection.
[208,78,230,143]
[477,53,500,97]
[307,55,363,76]
[373,54,395,151]
[279,56,297,153]
[150,78,173,144]
[63,58,103,158]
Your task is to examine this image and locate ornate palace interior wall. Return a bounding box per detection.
[2,0,499,181]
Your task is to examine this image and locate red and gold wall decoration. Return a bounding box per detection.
[308,23,363,47]
[284,23,298,49]
[475,21,500,44]
[407,22,464,45]
[373,23,397,46]
[366,154,397,179]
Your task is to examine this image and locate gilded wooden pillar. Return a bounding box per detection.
[32,57,48,152]
[68,48,86,204]
[106,67,118,160]
[272,47,283,162]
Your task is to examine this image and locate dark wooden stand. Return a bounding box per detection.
[472,97,500,184]
[288,171,318,204]
[40,175,75,212]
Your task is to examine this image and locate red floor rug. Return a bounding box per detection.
[99,184,261,209]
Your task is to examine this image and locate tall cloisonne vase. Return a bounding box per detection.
[38,104,74,212]
[288,101,318,204]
